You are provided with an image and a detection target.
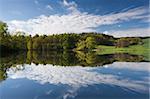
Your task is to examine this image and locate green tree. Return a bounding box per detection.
[76,36,96,50]
[0,21,8,37]
[27,35,33,50]
[85,37,96,49]
[76,40,86,51]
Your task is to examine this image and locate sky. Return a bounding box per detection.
[0,0,149,37]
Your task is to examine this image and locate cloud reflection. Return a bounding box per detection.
[7,62,149,98]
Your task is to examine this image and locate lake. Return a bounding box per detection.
[0,51,149,99]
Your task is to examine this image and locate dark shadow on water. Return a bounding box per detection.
[0,50,148,81]
[1,50,147,66]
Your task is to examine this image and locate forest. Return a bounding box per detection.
[0,21,147,52]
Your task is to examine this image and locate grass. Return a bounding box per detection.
[95,38,150,61]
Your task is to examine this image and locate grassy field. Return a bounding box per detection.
[95,38,150,61]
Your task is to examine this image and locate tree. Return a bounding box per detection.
[0,21,12,51]
[32,37,42,50]
[115,37,142,47]
[76,40,86,51]
[76,36,97,50]
[27,35,33,50]
[115,38,130,47]
[0,21,8,37]
[85,37,96,49]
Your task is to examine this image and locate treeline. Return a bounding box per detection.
[1,51,145,67]
[0,21,28,52]
[0,21,145,51]
[1,51,146,81]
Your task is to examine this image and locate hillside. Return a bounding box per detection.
[95,38,150,61]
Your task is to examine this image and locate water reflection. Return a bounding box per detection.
[1,51,147,66]
[0,51,149,99]
[0,62,149,99]
[0,51,148,81]
[8,63,149,92]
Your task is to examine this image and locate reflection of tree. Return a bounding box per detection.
[27,51,146,66]
[1,52,27,65]
[27,51,77,66]
[76,51,146,66]
[1,51,146,67]
[0,64,8,81]
[113,53,144,62]
[76,51,97,66]
[26,50,32,64]
[75,51,113,66]
[0,51,147,81]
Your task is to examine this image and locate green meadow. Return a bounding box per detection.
[95,38,150,61]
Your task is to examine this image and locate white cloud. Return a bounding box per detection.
[62,0,79,14]
[103,27,150,37]
[7,0,149,37]
[46,5,53,10]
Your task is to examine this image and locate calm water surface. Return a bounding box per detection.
[0,52,149,99]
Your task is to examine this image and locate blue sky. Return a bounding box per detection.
[0,0,149,37]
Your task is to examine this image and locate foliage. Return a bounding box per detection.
[115,37,142,47]
[96,38,150,61]
[0,51,147,81]
[0,21,8,37]
[0,21,148,52]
